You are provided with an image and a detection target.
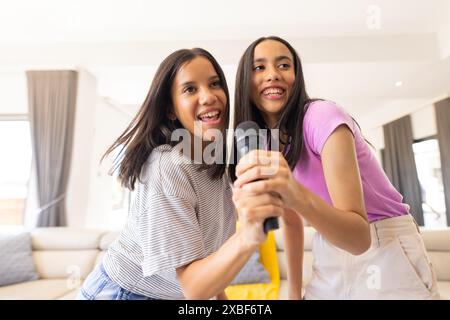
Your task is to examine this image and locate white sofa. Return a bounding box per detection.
[275,227,450,300]
[0,226,449,300]
[0,228,119,300]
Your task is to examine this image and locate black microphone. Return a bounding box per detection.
[235,121,279,233]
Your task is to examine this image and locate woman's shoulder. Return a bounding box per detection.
[141,144,197,196]
[302,100,356,154]
[305,99,348,119]
[303,99,354,128]
[147,144,192,171]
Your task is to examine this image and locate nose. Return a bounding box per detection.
[199,88,217,105]
[265,66,280,82]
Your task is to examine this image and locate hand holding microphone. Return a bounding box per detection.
[234,121,280,234]
[234,121,307,232]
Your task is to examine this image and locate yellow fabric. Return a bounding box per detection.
[225,231,280,300]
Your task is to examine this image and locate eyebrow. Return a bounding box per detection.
[180,75,220,87]
[253,55,292,64]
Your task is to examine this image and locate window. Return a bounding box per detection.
[0,120,32,225]
[413,138,447,228]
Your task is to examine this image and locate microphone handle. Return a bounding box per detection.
[251,178,280,234]
[263,217,279,234]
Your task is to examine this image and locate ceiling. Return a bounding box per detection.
[1,0,449,129]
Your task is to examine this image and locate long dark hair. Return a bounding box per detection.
[103,48,230,190]
[231,36,317,180]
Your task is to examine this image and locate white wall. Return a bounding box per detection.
[411,105,437,140]
[84,98,131,229]
[363,103,438,153]
[0,71,27,114]
[65,69,133,228]
[365,127,385,150]
[437,0,450,60]
[65,69,97,227]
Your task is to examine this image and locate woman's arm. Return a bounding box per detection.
[299,125,370,255]
[176,231,254,300]
[281,210,304,299]
[234,125,370,255]
[176,189,284,300]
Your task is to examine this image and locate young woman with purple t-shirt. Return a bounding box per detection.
[230,36,439,300]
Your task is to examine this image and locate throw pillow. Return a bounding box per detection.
[0,231,39,286]
[230,251,270,285]
[226,231,280,300]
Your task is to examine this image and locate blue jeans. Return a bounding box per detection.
[76,263,156,300]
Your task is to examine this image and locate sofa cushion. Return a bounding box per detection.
[33,250,99,279]
[0,231,38,286]
[437,281,450,300]
[57,289,80,300]
[420,229,450,251]
[31,228,105,250]
[0,279,73,300]
[428,251,450,281]
[95,251,106,267]
[99,231,120,250]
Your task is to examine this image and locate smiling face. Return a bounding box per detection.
[250,40,295,128]
[171,56,227,141]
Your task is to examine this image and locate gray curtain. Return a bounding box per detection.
[26,71,78,227]
[383,115,424,225]
[435,98,450,226]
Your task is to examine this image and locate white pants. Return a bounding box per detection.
[305,214,440,300]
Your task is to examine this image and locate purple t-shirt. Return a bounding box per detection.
[292,100,409,222]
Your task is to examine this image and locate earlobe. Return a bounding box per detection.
[168,113,177,121]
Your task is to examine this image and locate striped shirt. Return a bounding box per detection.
[102,144,236,299]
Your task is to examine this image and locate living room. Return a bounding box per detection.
[1,0,450,301]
